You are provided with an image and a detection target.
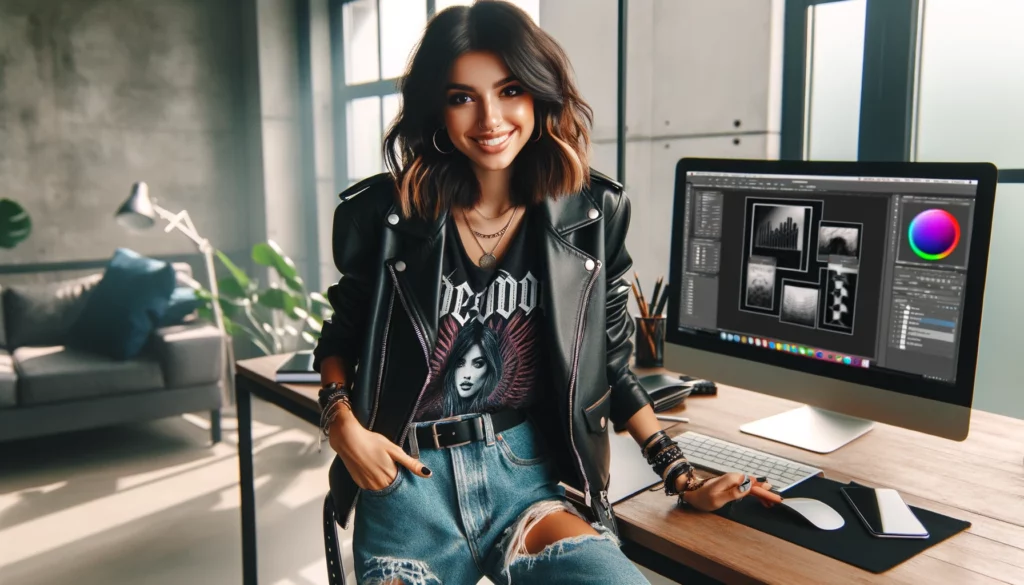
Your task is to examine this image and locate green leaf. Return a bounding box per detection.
[223,316,273,355]
[289,306,309,321]
[310,291,332,317]
[285,275,305,294]
[197,304,215,323]
[305,316,322,333]
[252,240,299,281]
[256,287,295,311]
[215,250,253,292]
[0,199,32,249]
[217,277,249,300]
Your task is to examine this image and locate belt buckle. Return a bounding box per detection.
[430,418,476,449]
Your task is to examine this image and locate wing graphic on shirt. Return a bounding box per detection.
[479,311,539,409]
[416,315,461,418]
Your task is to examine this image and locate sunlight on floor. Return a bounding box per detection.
[0,398,678,585]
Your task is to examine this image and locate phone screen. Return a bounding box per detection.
[841,487,929,538]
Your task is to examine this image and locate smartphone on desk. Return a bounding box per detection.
[841,486,929,539]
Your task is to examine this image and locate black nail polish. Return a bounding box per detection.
[757,476,767,483]
[422,466,431,476]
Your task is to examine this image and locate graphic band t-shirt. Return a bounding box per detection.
[413,207,546,422]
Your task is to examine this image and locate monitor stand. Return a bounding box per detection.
[739,406,875,454]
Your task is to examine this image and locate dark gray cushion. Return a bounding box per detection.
[13,345,165,406]
[148,323,224,388]
[0,350,14,408]
[2,274,102,349]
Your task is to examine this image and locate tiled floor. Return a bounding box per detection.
[0,399,677,585]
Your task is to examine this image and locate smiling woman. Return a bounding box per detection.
[382,2,592,220]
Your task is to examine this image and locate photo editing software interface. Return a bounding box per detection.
[677,170,978,385]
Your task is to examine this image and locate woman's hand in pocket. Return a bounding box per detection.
[328,408,432,490]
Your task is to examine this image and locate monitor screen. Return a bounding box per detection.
[673,166,982,390]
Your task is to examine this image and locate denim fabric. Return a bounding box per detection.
[352,414,650,585]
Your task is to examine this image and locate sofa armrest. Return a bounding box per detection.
[150,323,224,388]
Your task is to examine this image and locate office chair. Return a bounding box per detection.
[323,494,355,585]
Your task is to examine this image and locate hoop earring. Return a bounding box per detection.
[432,127,454,154]
[530,124,543,143]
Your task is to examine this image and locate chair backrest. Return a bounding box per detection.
[322,494,348,585]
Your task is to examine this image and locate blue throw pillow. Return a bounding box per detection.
[159,286,203,326]
[67,248,177,360]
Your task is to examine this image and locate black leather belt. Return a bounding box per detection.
[414,410,527,450]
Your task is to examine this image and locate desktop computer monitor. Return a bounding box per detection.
[665,158,998,453]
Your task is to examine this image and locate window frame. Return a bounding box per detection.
[780,0,1023,183]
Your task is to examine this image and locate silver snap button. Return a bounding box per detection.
[395,260,406,272]
[600,416,606,428]
[584,259,595,271]
[387,213,400,225]
[588,208,599,219]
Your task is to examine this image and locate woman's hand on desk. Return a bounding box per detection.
[679,473,773,512]
[328,407,433,491]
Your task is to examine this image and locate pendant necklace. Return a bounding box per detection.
[463,206,517,269]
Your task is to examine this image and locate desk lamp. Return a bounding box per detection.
[116,181,235,402]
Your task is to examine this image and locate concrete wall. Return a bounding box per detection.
[541,0,783,309]
[0,0,253,270]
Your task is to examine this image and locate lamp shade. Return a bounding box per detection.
[116,182,157,230]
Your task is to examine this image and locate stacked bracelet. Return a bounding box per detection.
[640,429,704,497]
[317,382,352,444]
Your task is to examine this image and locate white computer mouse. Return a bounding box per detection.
[778,498,845,531]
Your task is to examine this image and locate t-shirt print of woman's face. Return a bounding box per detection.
[440,322,503,416]
[454,344,487,398]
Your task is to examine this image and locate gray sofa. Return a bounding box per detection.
[0,264,224,443]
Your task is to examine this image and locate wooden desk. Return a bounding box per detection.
[235,355,322,585]
[236,355,1024,585]
[616,381,1024,584]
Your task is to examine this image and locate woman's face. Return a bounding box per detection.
[443,51,536,173]
[454,343,489,398]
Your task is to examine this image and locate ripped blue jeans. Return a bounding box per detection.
[352,414,650,585]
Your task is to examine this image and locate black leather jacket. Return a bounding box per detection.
[313,169,653,532]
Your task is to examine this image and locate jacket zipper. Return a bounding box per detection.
[367,289,395,431]
[386,265,434,448]
[568,259,602,507]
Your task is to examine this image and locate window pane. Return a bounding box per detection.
[434,0,539,23]
[804,0,866,161]
[382,93,402,134]
[914,0,1024,167]
[347,96,383,181]
[343,0,379,84]
[380,0,426,79]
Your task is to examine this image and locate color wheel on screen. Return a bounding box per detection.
[908,209,961,260]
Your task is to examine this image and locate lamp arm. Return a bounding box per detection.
[152,204,205,249]
[145,199,235,405]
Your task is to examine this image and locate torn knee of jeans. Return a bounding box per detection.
[500,499,618,581]
[362,556,441,585]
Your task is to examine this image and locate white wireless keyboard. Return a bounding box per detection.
[674,431,822,492]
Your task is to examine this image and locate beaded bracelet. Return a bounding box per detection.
[645,437,675,462]
[641,430,668,458]
[644,436,676,464]
[651,445,684,477]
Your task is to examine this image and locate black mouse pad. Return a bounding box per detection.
[713,476,971,573]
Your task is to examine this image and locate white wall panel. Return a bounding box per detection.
[651,0,774,136]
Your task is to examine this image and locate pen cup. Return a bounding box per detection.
[635,316,666,368]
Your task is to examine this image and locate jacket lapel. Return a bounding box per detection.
[385,206,447,354]
[541,191,603,399]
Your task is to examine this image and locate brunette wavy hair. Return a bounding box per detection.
[383,0,593,220]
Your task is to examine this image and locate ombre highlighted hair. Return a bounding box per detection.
[382,0,594,220]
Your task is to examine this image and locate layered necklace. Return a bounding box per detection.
[462,205,518,269]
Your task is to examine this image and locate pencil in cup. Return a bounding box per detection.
[634,316,665,367]
[630,282,657,356]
